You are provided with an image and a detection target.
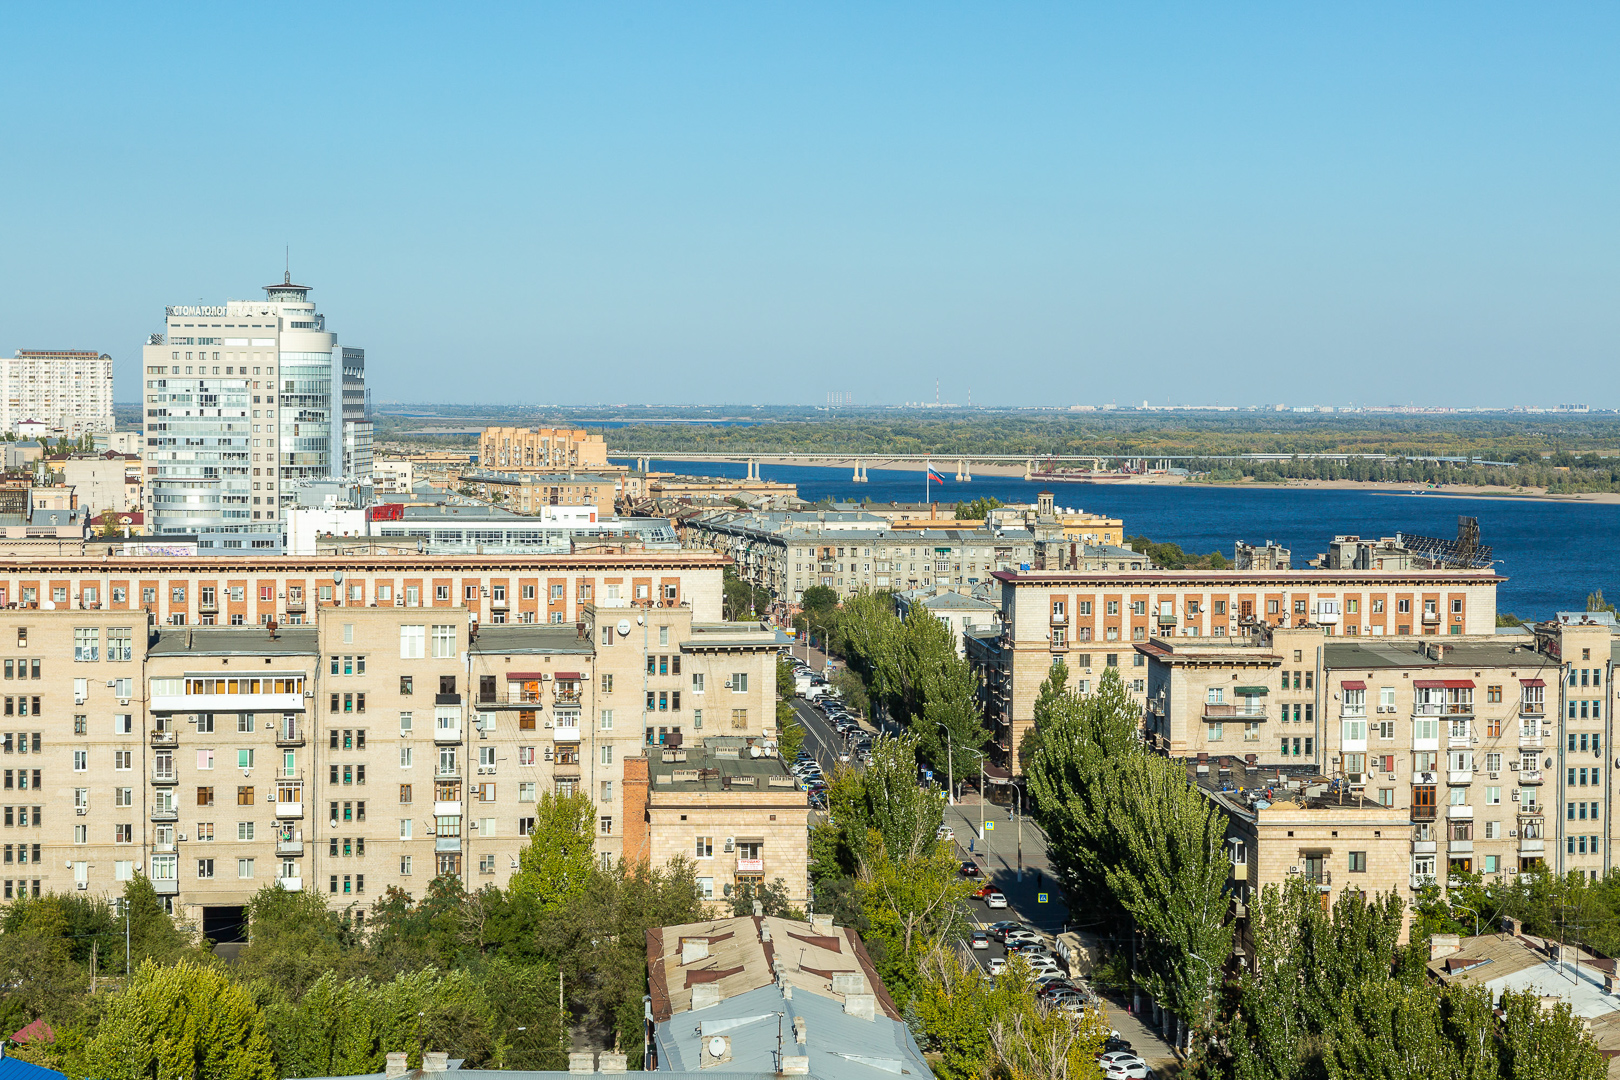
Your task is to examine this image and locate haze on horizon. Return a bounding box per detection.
[0,4,1615,409]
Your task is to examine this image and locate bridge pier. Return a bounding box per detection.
[852,459,868,483]
[1023,458,1033,481]
[956,458,971,482]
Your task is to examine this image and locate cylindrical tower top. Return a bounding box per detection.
[264,270,311,303]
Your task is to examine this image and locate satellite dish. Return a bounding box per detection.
[617,619,632,637]
[636,614,645,625]
[707,1037,726,1058]
[333,571,344,584]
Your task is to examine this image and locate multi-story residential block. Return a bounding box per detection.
[2,581,786,934]
[1139,616,1617,937]
[477,427,608,472]
[1,350,114,438]
[687,511,1036,603]
[967,567,1504,774]
[140,274,371,542]
[459,470,621,514]
[57,452,142,516]
[624,734,810,912]
[894,586,1000,656]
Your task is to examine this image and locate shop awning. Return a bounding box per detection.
[554,671,583,680]
[506,672,544,680]
[1413,679,1474,689]
[1235,685,1269,695]
[1340,680,1367,690]
[1519,678,1546,687]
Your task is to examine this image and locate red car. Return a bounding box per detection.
[974,882,999,899]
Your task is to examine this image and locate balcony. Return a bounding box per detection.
[552,725,581,743]
[434,800,462,816]
[435,766,461,781]
[277,877,303,893]
[1412,840,1437,854]
[286,596,307,612]
[150,807,178,823]
[1303,871,1331,890]
[1447,770,1473,785]
[1518,735,1544,749]
[1519,705,1545,718]
[275,801,303,819]
[1518,839,1545,854]
[1519,770,1543,784]
[435,724,463,744]
[1446,804,1474,820]
[277,839,304,856]
[151,769,178,785]
[1048,637,1068,653]
[435,837,462,853]
[149,729,177,747]
[1422,612,1442,624]
[1231,899,1248,918]
[736,857,765,874]
[1448,840,1473,855]
[153,879,179,895]
[276,722,305,747]
[1411,806,1438,822]
[1050,612,1067,625]
[1410,875,1436,891]
[492,595,509,609]
[1157,612,1177,626]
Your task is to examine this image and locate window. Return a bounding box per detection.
[400,784,412,803]
[198,859,214,879]
[431,625,456,658]
[731,673,748,693]
[400,746,413,768]
[1347,851,1366,873]
[400,626,425,659]
[238,858,254,879]
[237,786,254,805]
[73,628,100,662]
[197,786,214,806]
[399,819,413,840]
[600,816,612,835]
[600,744,613,766]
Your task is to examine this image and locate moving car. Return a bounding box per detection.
[986,891,1008,909]
[973,883,1000,899]
[960,861,982,878]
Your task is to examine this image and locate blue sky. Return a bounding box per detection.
[0,4,1615,407]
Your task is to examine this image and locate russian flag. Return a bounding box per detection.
[926,464,945,484]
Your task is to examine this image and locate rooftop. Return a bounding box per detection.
[148,627,318,657]
[647,737,803,793]
[1431,933,1620,1027]
[1322,639,1555,673]
[468,624,594,657]
[993,568,1506,585]
[1188,761,1391,815]
[681,622,794,650]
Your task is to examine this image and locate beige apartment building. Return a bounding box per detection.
[1,595,786,934]
[1139,617,1617,929]
[625,736,809,913]
[478,428,609,472]
[967,568,1503,774]
[459,470,620,514]
[0,552,726,630]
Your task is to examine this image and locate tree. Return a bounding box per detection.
[731,877,804,920]
[775,656,806,761]
[830,668,869,717]
[853,833,974,1006]
[1587,590,1616,615]
[511,791,597,912]
[953,496,1003,520]
[722,568,758,620]
[84,959,276,1080]
[829,731,944,865]
[800,584,839,623]
[236,882,364,997]
[122,872,196,968]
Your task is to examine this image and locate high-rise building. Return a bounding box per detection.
[141,274,371,544]
[1,350,115,437]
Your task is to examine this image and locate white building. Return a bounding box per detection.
[2,350,114,437]
[140,273,372,545]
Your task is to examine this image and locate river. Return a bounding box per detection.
[619,458,1620,620]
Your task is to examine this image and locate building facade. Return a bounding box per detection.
[1,351,115,438]
[477,428,608,472]
[967,568,1504,774]
[0,576,785,929]
[140,275,371,539]
[460,470,620,514]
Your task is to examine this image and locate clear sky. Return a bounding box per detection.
[1,4,1615,407]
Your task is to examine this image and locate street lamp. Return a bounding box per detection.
[934,722,955,806]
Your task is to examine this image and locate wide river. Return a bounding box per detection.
[620,458,1620,621]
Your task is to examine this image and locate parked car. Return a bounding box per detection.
[1025,956,1061,975]
[1002,929,1041,947]
[973,883,1000,899]
[987,956,1007,976]
[970,931,989,950]
[1099,1052,1151,1079]
[986,891,1008,909]
[1102,1037,1134,1056]
[937,826,955,842]
[986,920,1022,940]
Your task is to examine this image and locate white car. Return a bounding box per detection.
[1026,956,1061,975]
[1099,1052,1151,1079]
[1003,929,1041,947]
[937,826,954,842]
[986,892,1008,909]
[987,956,1007,975]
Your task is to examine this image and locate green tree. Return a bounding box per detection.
[85,959,276,1080]
[511,791,597,912]
[1587,589,1616,615]
[953,496,1003,520]
[122,872,196,968]
[731,877,804,920]
[236,882,364,997]
[775,656,806,761]
[853,833,974,1007]
[829,731,943,865]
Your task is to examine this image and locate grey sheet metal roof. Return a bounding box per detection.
[148,627,318,656]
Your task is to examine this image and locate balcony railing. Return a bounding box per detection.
[151,769,177,785]
[1518,839,1546,854]
[1411,806,1438,822]
[149,729,177,747]
[554,690,582,705]
[275,801,303,819]
[1519,770,1543,784]
[150,807,178,822]
[1412,840,1437,854]
[1448,839,1473,854]
[276,722,304,747]
[277,839,304,855]
[435,725,463,744]
[1447,770,1473,785]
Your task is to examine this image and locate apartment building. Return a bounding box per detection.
[4,596,785,934]
[687,511,1036,603]
[459,470,621,514]
[1,350,115,438]
[624,735,810,913]
[967,568,1503,774]
[0,551,726,629]
[477,428,608,472]
[1140,617,1617,923]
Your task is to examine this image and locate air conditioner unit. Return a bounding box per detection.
[76,807,87,815]
[1489,772,1499,779]
[1511,789,1521,801]
[1385,772,1397,781]
[119,698,130,706]
[1509,761,1519,770]
[76,882,87,890]
[1509,829,1518,838]
[178,833,187,841]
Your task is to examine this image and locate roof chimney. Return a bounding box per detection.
[567,1052,596,1073]
[691,982,723,1010]
[596,1052,627,1073]
[422,1052,448,1072]
[384,1053,409,1079]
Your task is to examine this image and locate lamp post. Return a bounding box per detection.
[935,722,954,805]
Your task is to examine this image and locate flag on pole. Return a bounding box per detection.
[926,464,945,484]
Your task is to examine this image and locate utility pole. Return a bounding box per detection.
[935,722,954,805]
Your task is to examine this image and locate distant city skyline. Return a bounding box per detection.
[2,5,1616,407]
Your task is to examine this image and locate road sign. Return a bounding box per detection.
[923,769,934,782]
[985,821,995,831]
[1037,893,1049,904]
